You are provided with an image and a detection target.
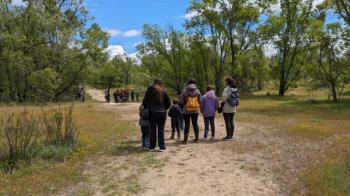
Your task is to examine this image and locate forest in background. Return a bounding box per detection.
[1,0,350,103]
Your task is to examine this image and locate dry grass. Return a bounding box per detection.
[0,103,135,195]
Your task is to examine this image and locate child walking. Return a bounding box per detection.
[200,86,219,139]
[139,104,149,149]
[168,99,182,139]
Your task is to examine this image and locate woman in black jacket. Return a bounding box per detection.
[142,79,171,152]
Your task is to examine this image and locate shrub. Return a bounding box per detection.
[39,145,73,162]
[0,110,41,173]
[41,104,79,147]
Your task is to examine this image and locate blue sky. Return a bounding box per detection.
[12,0,341,58]
[84,0,191,56]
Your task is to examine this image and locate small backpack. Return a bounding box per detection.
[186,96,200,112]
[228,90,240,107]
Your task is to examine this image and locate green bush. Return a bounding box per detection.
[39,145,73,162]
[0,110,41,173]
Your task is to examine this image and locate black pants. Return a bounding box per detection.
[149,112,166,150]
[171,118,180,137]
[223,113,235,138]
[183,113,199,139]
[204,116,215,138]
[141,126,149,148]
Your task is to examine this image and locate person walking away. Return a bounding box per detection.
[105,89,111,103]
[179,79,201,144]
[142,79,171,152]
[131,90,135,102]
[221,76,240,140]
[135,91,139,102]
[79,87,85,103]
[168,99,182,140]
[200,86,219,139]
[139,104,150,149]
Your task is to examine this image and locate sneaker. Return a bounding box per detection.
[222,136,229,140]
[193,139,199,143]
[148,148,156,152]
[159,148,166,152]
[227,137,233,141]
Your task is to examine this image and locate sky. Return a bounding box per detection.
[84,0,192,58]
[11,0,341,58]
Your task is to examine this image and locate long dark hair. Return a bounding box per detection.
[225,76,236,88]
[153,79,165,103]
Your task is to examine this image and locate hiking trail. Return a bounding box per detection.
[63,87,282,196]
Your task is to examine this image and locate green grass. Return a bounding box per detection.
[302,137,350,196]
[303,161,350,196]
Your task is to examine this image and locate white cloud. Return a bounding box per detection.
[107,45,126,58]
[11,0,27,6]
[106,45,141,64]
[183,11,199,20]
[104,29,141,38]
[128,52,141,65]
[122,30,142,37]
[105,29,122,37]
[264,43,278,57]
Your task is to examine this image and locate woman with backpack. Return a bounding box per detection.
[142,79,171,152]
[221,76,240,141]
[179,79,201,144]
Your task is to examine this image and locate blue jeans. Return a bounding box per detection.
[204,116,215,138]
[223,113,235,138]
[171,118,180,138]
[141,126,149,148]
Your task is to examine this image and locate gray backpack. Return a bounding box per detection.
[228,90,240,107]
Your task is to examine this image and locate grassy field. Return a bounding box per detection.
[0,103,139,195]
[0,87,349,195]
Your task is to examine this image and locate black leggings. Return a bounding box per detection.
[149,112,166,149]
[223,113,235,138]
[183,113,199,138]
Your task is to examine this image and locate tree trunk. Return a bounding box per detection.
[279,81,286,96]
[257,77,262,91]
[330,82,338,102]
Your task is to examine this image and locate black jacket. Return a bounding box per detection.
[142,85,171,112]
[168,104,182,119]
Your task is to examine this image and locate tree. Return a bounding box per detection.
[0,0,109,102]
[138,24,190,94]
[315,23,349,102]
[261,0,315,96]
[334,0,350,25]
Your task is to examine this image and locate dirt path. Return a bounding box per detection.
[71,88,282,196]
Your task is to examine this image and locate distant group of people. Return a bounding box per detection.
[104,88,140,103]
[139,76,240,152]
